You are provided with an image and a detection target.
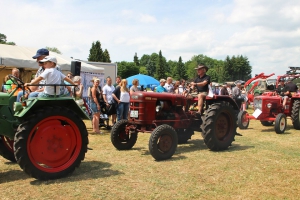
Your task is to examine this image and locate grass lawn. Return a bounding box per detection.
[0,117,300,199]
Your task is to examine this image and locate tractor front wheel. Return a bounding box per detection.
[274,113,287,134]
[14,106,88,180]
[237,111,249,129]
[202,102,236,150]
[111,119,138,150]
[149,124,178,161]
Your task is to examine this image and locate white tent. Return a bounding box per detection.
[0,44,104,73]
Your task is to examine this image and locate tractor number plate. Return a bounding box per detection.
[130,110,139,118]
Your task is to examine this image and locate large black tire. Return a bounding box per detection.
[111,119,138,150]
[149,124,178,161]
[177,128,194,144]
[0,136,16,162]
[237,111,249,129]
[202,102,236,151]
[260,121,274,126]
[291,100,300,130]
[274,113,287,134]
[14,106,88,180]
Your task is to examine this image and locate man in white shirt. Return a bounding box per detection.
[103,77,116,126]
[164,77,174,93]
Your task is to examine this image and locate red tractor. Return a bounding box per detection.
[238,67,300,134]
[110,92,240,160]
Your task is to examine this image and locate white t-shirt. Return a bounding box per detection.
[164,83,174,93]
[120,91,130,102]
[102,84,115,104]
[178,85,185,94]
[39,68,66,95]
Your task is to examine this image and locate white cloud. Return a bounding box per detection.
[1,0,300,78]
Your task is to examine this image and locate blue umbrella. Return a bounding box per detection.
[126,74,159,88]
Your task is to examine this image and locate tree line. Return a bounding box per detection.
[0,32,252,83]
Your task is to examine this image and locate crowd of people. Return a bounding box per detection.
[2,49,300,134]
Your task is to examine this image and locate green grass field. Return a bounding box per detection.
[0,118,299,200]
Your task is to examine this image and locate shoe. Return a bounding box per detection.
[106,125,112,130]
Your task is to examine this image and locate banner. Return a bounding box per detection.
[80,71,105,97]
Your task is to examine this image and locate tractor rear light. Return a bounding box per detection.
[267,103,272,108]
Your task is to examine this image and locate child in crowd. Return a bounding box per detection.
[25,56,75,97]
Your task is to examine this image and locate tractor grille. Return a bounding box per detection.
[253,98,262,110]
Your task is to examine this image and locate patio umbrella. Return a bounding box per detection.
[126,74,159,88]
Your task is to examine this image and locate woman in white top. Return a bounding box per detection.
[112,79,130,121]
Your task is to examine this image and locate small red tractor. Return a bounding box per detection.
[244,72,275,105]
[238,67,300,134]
[110,91,240,160]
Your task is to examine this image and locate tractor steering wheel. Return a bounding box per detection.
[7,74,31,93]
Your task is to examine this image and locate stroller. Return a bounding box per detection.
[83,97,110,130]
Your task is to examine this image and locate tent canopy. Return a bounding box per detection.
[126,74,159,88]
[0,44,104,73]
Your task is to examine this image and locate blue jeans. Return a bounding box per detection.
[117,102,129,121]
[28,92,40,98]
[16,91,24,102]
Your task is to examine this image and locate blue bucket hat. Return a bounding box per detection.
[32,48,49,59]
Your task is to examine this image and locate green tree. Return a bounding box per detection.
[133,53,139,66]
[146,53,158,77]
[0,33,15,45]
[116,61,139,78]
[167,60,178,78]
[140,54,150,66]
[0,33,7,44]
[174,56,188,81]
[103,49,111,63]
[46,47,62,54]
[139,66,147,74]
[88,41,103,62]
[155,50,165,80]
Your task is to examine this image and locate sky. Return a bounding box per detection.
[1,0,300,78]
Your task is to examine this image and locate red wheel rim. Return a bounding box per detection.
[27,116,82,172]
[242,113,249,126]
[1,136,14,153]
[158,134,172,152]
[216,113,230,140]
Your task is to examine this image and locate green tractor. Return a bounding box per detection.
[0,75,89,180]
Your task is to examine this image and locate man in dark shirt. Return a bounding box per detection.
[191,65,210,114]
[276,79,286,96]
[285,79,298,93]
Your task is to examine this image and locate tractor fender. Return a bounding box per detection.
[207,96,240,111]
[14,98,90,120]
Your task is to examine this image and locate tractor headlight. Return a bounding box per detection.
[156,105,161,112]
[267,103,272,108]
[13,102,23,112]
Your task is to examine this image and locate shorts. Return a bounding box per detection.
[198,92,208,96]
[90,102,100,114]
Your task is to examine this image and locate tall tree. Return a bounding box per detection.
[87,40,103,62]
[0,33,7,44]
[103,49,111,63]
[155,50,165,80]
[133,52,139,66]
[46,47,62,54]
[146,53,158,76]
[174,56,188,80]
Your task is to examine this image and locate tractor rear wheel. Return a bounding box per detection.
[202,102,236,151]
[0,136,16,162]
[111,119,138,150]
[149,124,178,160]
[274,113,287,134]
[237,111,249,129]
[260,121,274,126]
[291,100,300,130]
[14,106,88,180]
[177,128,194,144]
